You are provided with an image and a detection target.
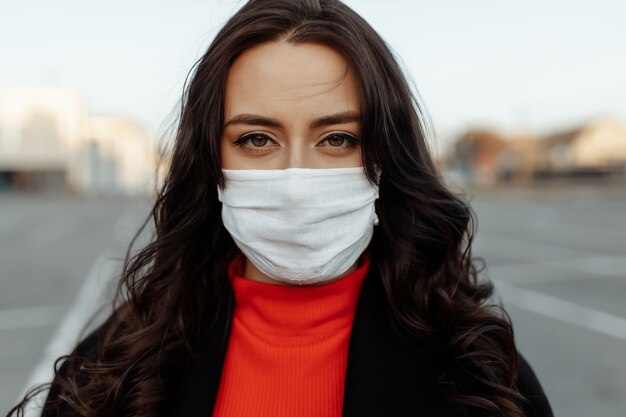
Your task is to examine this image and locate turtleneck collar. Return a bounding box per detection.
[227,250,371,345]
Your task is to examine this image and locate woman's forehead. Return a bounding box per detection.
[224,40,359,120]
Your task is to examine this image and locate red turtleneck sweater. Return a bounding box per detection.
[212,251,371,417]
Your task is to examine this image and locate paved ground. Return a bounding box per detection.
[1,183,625,416]
[469,183,626,417]
[0,193,153,413]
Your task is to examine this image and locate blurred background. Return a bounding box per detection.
[1,0,625,415]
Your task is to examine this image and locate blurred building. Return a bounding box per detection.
[452,129,507,185]
[82,115,157,195]
[448,118,626,185]
[496,136,541,183]
[534,119,626,178]
[0,85,156,195]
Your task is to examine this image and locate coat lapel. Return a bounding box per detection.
[165,349,226,417]
[164,305,232,417]
[342,263,468,417]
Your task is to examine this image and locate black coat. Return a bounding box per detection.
[44,264,553,417]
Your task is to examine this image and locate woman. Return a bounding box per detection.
[9,0,553,416]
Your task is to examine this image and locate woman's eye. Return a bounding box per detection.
[233,133,277,152]
[319,133,360,148]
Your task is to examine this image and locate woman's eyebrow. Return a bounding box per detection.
[223,111,360,129]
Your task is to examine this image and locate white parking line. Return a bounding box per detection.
[18,252,118,415]
[495,281,626,342]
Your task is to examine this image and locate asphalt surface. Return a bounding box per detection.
[1,183,625,416]
[469,183,626,417]
[0,193,153,413]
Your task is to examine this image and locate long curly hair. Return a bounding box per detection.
[8,1,528,416]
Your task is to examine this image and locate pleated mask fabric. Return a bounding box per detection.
[217,166,380,284]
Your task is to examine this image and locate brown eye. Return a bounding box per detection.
[250,135,268,147]
[235,134,270,147]
[327,135,345,146]
[319,133,360,148]
[233,133,276,152]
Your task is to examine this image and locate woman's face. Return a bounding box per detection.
[221,40,362,170]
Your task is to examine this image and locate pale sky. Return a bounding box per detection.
[2,0,625,155]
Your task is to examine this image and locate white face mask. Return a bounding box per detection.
[217,166,380,284]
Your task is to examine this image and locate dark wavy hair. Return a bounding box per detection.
[8,0,528,416]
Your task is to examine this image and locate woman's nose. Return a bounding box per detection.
[279,142,314,169]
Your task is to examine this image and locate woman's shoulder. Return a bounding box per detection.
[516,351,554,417]
[73,316,114,360]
